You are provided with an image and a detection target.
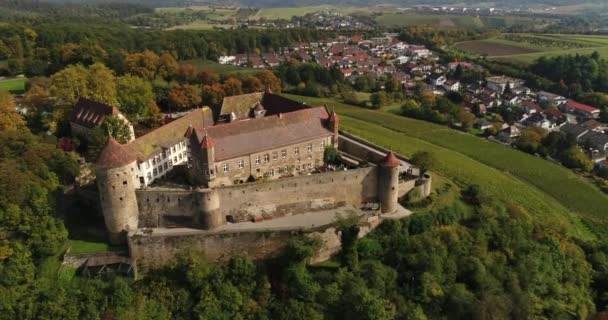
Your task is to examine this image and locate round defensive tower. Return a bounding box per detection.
[95,138,140,244]
[378,152,400,213]
[199,189,222,229]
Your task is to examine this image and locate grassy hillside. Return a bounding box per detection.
[284,94,608,240]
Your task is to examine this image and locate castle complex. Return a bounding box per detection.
[91,92,431,267]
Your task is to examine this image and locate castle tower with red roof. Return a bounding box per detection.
[378,152,400,213]
[95,137,139,244]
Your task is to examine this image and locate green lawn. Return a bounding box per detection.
[0,77,26,94]
[284,94,608,240]
[67,239,110,255]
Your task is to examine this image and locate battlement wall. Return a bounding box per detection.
[135,166,381,229]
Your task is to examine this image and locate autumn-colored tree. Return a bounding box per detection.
[157,52,178,79]
[223,77,243,96]
[49,64,89,106]
[86,62,117,105]
[241,75,264,93]
[457,110,475,132]
[0,90,25,130]
[125,50,160,81]
[176,64,198,83]
[117,75,155,119]
[255,70,281,93]
[167,84,202,111]
[202,83,225,107]
[197,69,220,86]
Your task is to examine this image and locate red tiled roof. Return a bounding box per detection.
[200,132,214,149]
[96,138,137,169]
[566,100,599,113]
[196,107,333,161]
[70,98,118,128]
[380,152,400,168]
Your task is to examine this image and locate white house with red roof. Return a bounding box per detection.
[563,100,600,119]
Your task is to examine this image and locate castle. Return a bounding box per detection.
[92,92,431,267]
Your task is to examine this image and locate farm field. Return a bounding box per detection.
[454,38,541,56]
[455,33,608,64]
[179,59,258,75]
[252,6,334,20]
[284,94,608,240]
[376,13,538,29]
[0,77,26,94]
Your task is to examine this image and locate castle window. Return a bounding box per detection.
[255,156,260,165]
[119,197,123,201]
[272,152,278,161]
[281,149,287,159]
[307,143,313,153]
[152,158,156,165]
[123,180,127,185]
[174,156,177,163]
[147,172,152,179]
[145,161,149,169]
[164,163,168,170]
[162,153,166,160]
[238,160,244,169]
[294,147,299,155]
[171,147,175,153]
[321,140,326,150]
[168,160,173,166]
[223,163,229,173]
[179,154,183,160]
[153,169,158,176]
[264,154,270,163]
[270,168,275,176]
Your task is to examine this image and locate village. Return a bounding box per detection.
[218,33,608,167]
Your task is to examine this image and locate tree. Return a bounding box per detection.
[410,151,435,176]
[86,62,117,105]
[157,52,178,79]
[201,83,225,107]
[223,77,243,96]
[516,128,546,154]
[560,146,593,172]
[370,92,389,109]
[125,50,160,81]
[117,75,155,119]
[255,70,281,93]
[241,75,264,93]
[101,116,132,144]
[49,64,89,106]
[0,90,25,130]
[457,110,475,132]
[168,83,202,111]
[197,69,220,86]
[175,64,198,83]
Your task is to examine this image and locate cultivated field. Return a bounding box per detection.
[455,33,608,64]
[376,13,539,29]
[284,94,608,240]
[0,77,26,94]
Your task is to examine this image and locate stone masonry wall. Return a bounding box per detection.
[135,166,380,228]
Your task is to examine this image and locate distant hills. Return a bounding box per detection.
[36,0,608,8]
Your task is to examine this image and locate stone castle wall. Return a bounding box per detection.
[135,166,380,228]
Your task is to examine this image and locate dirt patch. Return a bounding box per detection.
[455,40,539,56]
